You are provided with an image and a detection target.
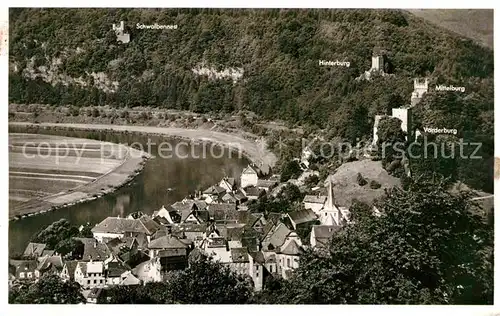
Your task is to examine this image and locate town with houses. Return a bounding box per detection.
[8,59,437,303]
[7,8,494,306]
[9,162,353,303]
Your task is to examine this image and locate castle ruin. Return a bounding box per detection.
[371,77,428,145]
[112,21,130,44]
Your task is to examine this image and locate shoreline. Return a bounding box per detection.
[9,122,277,173]
[8,122,277,221]
[9,133,151,221]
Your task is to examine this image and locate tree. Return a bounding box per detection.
[165,253,253,303]
[9,274,85,304]
[269,177,493,304]
[304,174,319,188]
[98,254,254,304]
[356,172,367,186]
[377,116,405,144]
[369,179,381,189]
[280,160,302,182]
[54,238,84,260]
[31,218,79,249]
[278,183,304,203]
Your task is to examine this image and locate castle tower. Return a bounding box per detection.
[391,107,413,140]
[410,78,429,107]
[372,115,385,145]
[371,55,384,71]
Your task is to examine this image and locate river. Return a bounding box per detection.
[8,128,249,254]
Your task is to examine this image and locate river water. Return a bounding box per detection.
[8,128,249,254]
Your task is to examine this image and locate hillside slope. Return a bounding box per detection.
[407,9,493,49]
[9,9,493,132]
[8,9,494,192]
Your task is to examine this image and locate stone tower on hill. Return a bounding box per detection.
[410,78,429,107]
[371,55,384,72]
[391,107,412,137]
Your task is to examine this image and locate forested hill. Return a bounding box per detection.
[9,8,493,137]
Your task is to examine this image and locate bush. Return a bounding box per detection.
[369,180,381,189]
[280,160,302,182]
[357,172,367,186]
[304,174,319,188]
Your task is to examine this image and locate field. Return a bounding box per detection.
[9,133,146,219]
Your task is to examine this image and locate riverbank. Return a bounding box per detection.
[9,122,278,174]
[9,133,150,221]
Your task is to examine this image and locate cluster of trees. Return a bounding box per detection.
[248,183,304,214]
[9,274,85,304]
[9,9,493,128]
[9,8,493,191]
[374,112,493,193]
[258,177,493,304]
[25,218,93,259]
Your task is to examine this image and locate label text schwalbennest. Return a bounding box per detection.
[136,23,178,30]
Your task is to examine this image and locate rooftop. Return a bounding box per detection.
[288,208,317,225]
[148,235,188,249]
[303,195,327,204]
[22,242,46,258]
[91,216,160,235]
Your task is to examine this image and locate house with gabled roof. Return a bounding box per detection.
[120,273,140,285]
[257,179,278,192]
[302,195,327,213]
[310,225,341,249]
[180,208,209,224]
[152,205,175,225]
[276,233,304,279]
[242,186,265,201]
[262,222,292,251]
[86,287,103,304]
[91,215,161,243]
[60,260,79,282]
[22,242,46,259]
[13,260,39,280]
[106,261,131,286]
[148,235,189,271]
[36,254,64,278]
[174,223,207,246]
[76,238,113,262]
[75,261,106,289]
[247,213,267,233]
[219,177,236,193]
[287,208,318,230]
[241,165,259,188]
[202,185,226,203]
[234,189,248,204]
[221,192,238,204]
[132,257,162,283]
